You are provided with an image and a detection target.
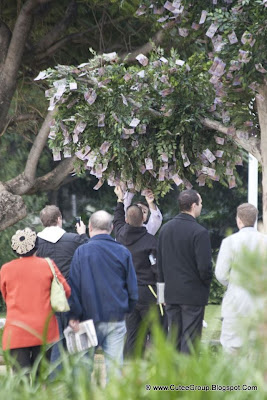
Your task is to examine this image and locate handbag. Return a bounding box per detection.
[46,257,70,312]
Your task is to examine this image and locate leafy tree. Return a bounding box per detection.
[39,49,223,197]
[39,0,267,224]
[0,0,155,231]
[136,0,267,226]
[0,0,266,231]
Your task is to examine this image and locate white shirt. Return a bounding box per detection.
[215,227,267,349]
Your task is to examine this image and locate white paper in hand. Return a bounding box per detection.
[64,319,98,354]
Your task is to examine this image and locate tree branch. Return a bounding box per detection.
[35,30,96,62]
[4,113,41,130]
[120,31,164,62]
[35,0,77,55]
[4,109,56,195]
[34,14,131,63]
[127,97,162,117]
[27,156,77,193]
[200,117,262,163]
[0,20,12,67]
[24,109,57,181]
[4,0,52,81]
[0,189,27,231]
[0,0,52,132]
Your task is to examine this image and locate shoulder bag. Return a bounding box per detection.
[46,257,70,312]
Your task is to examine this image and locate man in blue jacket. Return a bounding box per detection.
[68,210,138,380]
[158,189,212,354]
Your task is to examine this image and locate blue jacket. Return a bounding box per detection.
[68,234,138,322]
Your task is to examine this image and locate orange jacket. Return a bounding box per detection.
[0,256,71,350]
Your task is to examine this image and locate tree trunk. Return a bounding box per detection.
[0,185,27,230]
[257,83,267,232]
[0,0,52,133]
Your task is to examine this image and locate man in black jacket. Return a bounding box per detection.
[158,189,212,354]
[114,186,165,357]
[36,205,88,365]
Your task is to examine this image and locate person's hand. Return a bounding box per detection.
[145,190,157,210]
[76,220,86,235]
[114,186,124,202]
[69,319,80,332]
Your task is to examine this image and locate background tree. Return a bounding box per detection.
[0,0,155,231]
[136,0,267,226]
[0,0,266,231]
[39,0,266,222]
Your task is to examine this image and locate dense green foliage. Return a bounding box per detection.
[209,264,225,305]
[37,1,266,199]
[40,49,244,197]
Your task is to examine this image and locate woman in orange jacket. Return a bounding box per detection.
[0,227,71,371]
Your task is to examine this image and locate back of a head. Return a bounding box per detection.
[237,203,258,227]
[178,189,199,212]
[126,205,143,227]
[40,205,62,227]
[89,210,113,233]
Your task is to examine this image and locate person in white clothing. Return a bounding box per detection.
[123,190,162,235]
[215,203,267,354]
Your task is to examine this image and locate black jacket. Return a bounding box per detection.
[37,232,88,280]
[114,202,157,303]
[158,213,212,306]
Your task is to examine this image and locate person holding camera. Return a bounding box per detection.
[36,205,88,367]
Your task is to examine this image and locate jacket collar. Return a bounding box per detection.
[90,234,114,241]
[175,213,196,222]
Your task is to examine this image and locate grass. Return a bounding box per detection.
[202,304,221,342]
[0,305,266,400]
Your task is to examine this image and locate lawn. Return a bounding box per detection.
[202,304,221,342]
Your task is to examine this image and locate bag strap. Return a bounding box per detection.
[46,257,59,282]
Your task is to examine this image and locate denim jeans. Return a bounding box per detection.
[50,312,69,378]
[93,320,126,381]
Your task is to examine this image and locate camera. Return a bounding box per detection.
[75,216,81,226]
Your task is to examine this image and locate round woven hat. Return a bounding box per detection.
[11,228,37,255]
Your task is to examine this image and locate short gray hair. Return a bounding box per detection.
[89,210,113,232]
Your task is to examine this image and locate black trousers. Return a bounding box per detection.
[124,302,167,357]
[10,346,52,373]
[166,304,205,354]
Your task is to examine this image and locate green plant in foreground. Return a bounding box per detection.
[0,311,266,400]
[0,247,266,399]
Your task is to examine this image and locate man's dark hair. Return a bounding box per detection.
[40,205,62,227]
[178,190,200,212]
[126,205,143,227]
